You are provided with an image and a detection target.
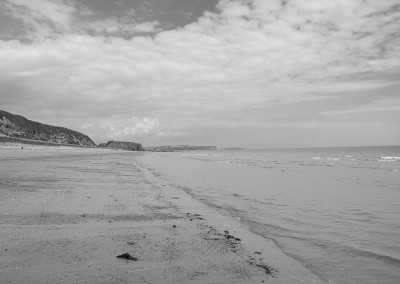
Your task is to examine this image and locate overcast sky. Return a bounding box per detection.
[1,0,399,148]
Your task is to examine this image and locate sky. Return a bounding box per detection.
[1,0,400,148]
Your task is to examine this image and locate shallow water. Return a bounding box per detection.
[137,146,400,284]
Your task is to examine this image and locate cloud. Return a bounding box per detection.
[0,0,399,145]
[4,0,76,27]
[83,19,160,35]
[2,0,160,39]
[81,122,93,130]
[321,97,400,116]
[157,130,191,137]
[100,117,160,139]
[2,0,79,39]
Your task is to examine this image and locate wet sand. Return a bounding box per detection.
[0,147,325,283]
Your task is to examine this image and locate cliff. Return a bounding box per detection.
[0,110,96,147]
[99,140,143,151]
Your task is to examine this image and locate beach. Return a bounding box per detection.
[0,147,324,284]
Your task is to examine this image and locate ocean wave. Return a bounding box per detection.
[379,156,400,161]
[256,226,400,267]
[182,153,209,157]
[326,157,340,161]
[340,245,400,266]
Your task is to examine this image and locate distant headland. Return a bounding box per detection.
[0,110,218,152]
[99,140,143,151]
[144,145,217,152]
[0,110,144,151]
[0,110,96,147]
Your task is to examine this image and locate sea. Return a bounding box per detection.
[137,146,400,284]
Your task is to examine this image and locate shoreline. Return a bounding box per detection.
[0,148,325,283]
[136,153,326,284]
[0,136,96,149]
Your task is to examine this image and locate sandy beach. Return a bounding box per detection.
[0,147,324,283]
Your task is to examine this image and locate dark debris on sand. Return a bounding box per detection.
[248,259,278,277]
[187,214,279,279]
[116,253,138,261]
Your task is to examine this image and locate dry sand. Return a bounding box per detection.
[0,147,325,283]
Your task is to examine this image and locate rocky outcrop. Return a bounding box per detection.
[99,140,143,151]
[0,110,96,147]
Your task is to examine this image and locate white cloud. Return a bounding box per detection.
[2,0,160,39]
[157,130,191,137]
[101,117,160,139]
[83,19,160,35]
[81,122,93,130]
[0,0,399,146]
[3,0,79,39]
[5,0,76,27]
[321,98,400,116]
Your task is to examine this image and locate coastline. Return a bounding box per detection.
[0,148,325,283]
[0,136,95,149]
